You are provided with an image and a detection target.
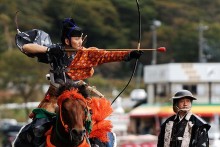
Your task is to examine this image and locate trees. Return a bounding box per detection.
[0,50,49,120]
[1,0,220,62]
[1,0,220,96]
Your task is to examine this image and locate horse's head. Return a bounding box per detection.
[56,88,92,146]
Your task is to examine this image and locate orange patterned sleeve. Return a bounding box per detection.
[68,47,130,68]
[66,47,131,80]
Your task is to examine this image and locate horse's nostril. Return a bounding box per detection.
[71,128,86,136]
[71,129,78,134]
[78,129,86,136]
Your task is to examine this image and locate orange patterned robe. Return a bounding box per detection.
[67,47,130,80]
[33,47,130,115]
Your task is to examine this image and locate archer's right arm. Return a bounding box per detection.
[23,43,47,54]
[15,29,64,63]
[22,43,64,64]
[17,43,62,65]
[21,43,49,63]
[23,43,64,55]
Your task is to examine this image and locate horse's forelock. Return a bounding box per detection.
[57,89,88,133]
[57,89,86,107]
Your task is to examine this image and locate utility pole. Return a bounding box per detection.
[151,20,161,65]
[198,23,208,62]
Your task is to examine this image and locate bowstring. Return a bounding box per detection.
[111,0,141,105]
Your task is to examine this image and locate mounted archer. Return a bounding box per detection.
[14,17,143,146]
[16,17,143,111]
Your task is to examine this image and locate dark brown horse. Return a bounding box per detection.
[13,82,112,147]
[45,88,92,147]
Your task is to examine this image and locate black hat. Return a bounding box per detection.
[61,18,82,43]
[171,90,197,100]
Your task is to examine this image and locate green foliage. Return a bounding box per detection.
[1,0,220,62]
[0,49,49,103]
[75,0,127,48]
[0,108,28,122]
[1,0,220,107]
[0,49,48,87]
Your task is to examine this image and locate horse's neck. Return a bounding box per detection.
[50,119,71,147]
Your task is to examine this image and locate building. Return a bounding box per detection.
[125,63,220,146]
[143,63,220,104]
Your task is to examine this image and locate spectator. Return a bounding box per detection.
[157,89,210,147]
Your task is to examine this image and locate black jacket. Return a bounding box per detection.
[157,112,210,147]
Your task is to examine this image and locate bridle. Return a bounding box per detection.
[55,90,92,146]
[58,98,90,131]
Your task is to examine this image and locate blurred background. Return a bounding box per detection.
[1,0,220,146]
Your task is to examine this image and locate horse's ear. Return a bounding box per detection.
[77,84,89,98]
[56,80,78,97]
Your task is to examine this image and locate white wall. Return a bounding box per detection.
[144,63,220,83]
[144,63,220,104]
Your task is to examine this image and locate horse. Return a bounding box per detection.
[45,83,117,147]
[13,82,114,147]
[45,87,92,147]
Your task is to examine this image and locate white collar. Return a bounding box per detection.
[175,111,192,121]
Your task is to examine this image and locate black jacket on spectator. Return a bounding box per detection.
[157,112,210,147]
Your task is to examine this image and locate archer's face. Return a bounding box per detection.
[65,37,83,50]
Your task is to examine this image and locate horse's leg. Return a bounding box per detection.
[89,132,117,147]
[13,118,53,147]
[31,116,55,147]
[106,132,117,147]
[89,138,107,147]
[17,84,57,147]
[12,123,34,147]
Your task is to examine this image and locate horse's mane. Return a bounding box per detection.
[89,97,113,142]
[45,81,92,147]
[55,80,113,143]
[56,80,89,98]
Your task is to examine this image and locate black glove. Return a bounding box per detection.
[124,50,143,61]
[46,43,64,55]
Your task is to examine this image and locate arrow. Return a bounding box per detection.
[64,47,166,52]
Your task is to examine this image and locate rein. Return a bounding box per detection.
[46,125,89,147]
[58,98,91,133]
[55,113,70,143]
[46,109,91,147]
[57,89,88,131]
[48,89,92,146]
[59,101,69,132]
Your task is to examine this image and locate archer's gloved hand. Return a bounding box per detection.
[124,50,143,61]
[46,43,64,55]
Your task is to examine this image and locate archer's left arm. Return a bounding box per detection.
[85,48,143,64]
[76,47,130,66]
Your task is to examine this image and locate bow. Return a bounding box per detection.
[111,0,141,105]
